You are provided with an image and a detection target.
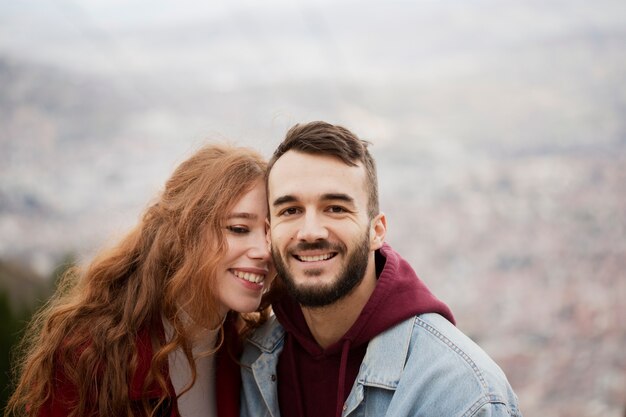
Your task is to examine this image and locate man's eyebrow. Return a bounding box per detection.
[321,193,355,204]
[273,193,355,206]
[272,195,298,207]
[227,212,257,220]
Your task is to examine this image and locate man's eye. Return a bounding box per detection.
[327,206,346,213]
[280,207,301,217]
[226,225,249,234]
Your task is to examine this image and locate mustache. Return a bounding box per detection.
[289,240,345,253]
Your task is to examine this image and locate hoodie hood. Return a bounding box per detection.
[273,243,455,417]
[274,242,455,354]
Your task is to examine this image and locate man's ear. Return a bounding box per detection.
[369,213,387,250]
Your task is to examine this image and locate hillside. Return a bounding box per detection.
[0,259,52,313]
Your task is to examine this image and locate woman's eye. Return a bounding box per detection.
[226,225,249,234]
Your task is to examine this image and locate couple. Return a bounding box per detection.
[7,121,521,417]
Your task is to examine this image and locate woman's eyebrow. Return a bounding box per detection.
[227,212,258,220]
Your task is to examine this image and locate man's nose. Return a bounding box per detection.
[296,212,329,242]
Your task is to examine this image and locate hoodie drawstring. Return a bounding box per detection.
[335,340,352,417]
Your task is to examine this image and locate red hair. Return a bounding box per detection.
[6,144,270,417]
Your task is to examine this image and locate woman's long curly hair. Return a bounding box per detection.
[5,144,271,417]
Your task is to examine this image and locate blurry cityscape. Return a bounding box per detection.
[1,1,625,415]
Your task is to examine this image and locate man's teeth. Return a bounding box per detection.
[233,270,264,284]
[298,253,333,262]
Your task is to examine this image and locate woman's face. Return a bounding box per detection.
[215,179,273,317]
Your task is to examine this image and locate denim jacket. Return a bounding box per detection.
[241,313,522,417]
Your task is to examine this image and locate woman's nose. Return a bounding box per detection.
[248,231,271,261]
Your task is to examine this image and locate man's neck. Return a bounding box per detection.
[300,262,377,349]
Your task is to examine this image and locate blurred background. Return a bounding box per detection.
[1,0,625,415]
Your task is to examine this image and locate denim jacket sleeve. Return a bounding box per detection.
[240,314,522,417]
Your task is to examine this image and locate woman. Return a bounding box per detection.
[6,144,273,417]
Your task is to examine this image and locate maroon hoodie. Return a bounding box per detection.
[273,243,455,417]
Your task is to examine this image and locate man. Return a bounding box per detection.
[241,121,522,417]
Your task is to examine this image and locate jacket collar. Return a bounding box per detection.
[356,315,415,389]
[247,315,286,354]
[341,316,415,416]
[248,313,415,389]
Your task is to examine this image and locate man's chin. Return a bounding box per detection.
[291,287,340,308]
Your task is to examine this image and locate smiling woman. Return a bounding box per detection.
[216,179,272,316]
[5,144,274,417]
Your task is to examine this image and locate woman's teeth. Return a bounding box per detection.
[233,270,264,283]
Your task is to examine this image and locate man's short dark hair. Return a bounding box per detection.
[268,121,379,219]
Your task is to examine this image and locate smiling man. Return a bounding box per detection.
[240,121,522,417]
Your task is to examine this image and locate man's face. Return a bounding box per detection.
[268,150,376,307]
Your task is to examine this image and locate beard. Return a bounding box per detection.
[272,230,371,308]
